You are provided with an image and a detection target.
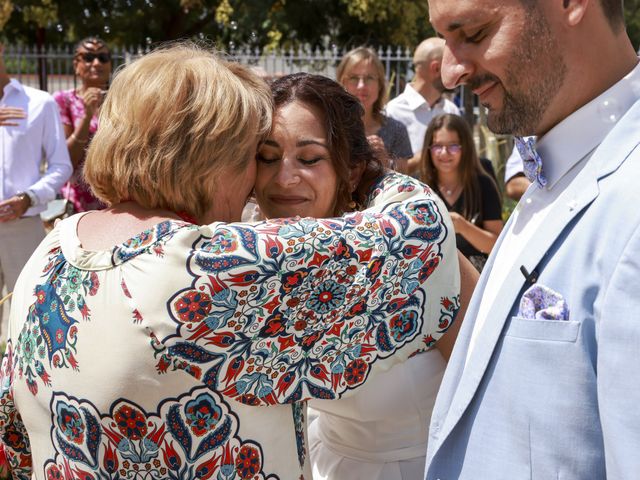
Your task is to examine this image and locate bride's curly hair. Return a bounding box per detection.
[270,73,386,215]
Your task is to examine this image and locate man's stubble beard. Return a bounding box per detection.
[486,13,567,135]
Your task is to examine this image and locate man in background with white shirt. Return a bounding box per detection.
[503,141,531,201]
[425,0,640,478]
[386,37,460,173]
[0,43,71,339]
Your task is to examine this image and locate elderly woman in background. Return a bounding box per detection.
[0,44,459,479]
[53,36,111,213]
[336,47,413,171]
[254,72,477,480]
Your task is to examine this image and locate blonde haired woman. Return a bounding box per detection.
[0,44,459,479]
[337,47,413,171]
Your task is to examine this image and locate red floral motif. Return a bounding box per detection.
[344,358,368,386]
[441,297,454,311]
[235,445,262,479]
[45,463,63,480]
[174,290,212,323]
[162,441,182,471]
[102,442,119,474]
[114,405,148,440]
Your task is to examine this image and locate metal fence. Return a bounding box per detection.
[3,44,415,97]
[4,44,514,195]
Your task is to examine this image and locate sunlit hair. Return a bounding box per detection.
[336,47,388,123]
[84,42,273,220]
[420,114,498,220]
[270,72,385,215]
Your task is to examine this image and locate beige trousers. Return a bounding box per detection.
[0,215,46,343]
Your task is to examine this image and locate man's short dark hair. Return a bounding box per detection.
[521,0,624,32]
[601,0,625,31]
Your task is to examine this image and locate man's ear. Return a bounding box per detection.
[560,0,589,26]
[429,59,441,77]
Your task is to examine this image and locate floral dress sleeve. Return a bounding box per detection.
[52,90,72,127]
[158,172,460,405]
[0,342,31,479]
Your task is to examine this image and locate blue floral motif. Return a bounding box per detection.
[184,393,223,436]
[207,230,239,255]
[43,389,277,480]
[306,280,347,315]
[389,310,419,342]
[56,402,85,445]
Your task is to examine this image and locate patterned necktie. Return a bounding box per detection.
[514,136,547,188]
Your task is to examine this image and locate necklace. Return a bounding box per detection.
[439,183,460,197]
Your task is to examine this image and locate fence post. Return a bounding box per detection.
[36,27,48,91]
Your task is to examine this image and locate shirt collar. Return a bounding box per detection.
[403,83,444,111]
[2,79,24,99]
[537,59,640,189]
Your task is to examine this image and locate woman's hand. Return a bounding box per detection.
[80,87,104,117]
[0,106,26,126]
[449,211,503,254]
[449,212,467,234]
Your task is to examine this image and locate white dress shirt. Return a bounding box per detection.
[467,59,640,362]
[385,83,460,154]
[503,142,527,183]
[0,79,72,216]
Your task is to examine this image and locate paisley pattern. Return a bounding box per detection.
[0,172,459,479]
[162,178,450,405]
[14,247,98,396]
[43,388,277,480]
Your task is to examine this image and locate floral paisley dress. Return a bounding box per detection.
[0,173,459,479]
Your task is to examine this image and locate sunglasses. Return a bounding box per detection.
[430,144,462,155]
[77,52,111,64]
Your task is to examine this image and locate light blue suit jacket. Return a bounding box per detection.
[425,99,640,480]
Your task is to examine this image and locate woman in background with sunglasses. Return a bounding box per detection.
[53,37,111,213]
[420,114,503,271]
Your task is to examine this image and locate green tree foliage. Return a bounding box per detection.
[1,0,640,51]
[0,0,434,49]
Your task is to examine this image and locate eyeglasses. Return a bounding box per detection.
[429,144,462,155]
[345,74,378,87]
[77,52,111,64]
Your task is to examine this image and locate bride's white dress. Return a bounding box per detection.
[308,348,447,480]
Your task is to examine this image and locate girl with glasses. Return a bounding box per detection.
[421,113,504,271]
[53,36,112,213]
[336,47,413,172]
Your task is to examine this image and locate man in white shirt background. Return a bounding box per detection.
[503,141,531,201]
[0,43,72,340]
[386,37,460,174]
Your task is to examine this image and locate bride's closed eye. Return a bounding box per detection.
[256,152,280,164]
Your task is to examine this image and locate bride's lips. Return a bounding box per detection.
[268,195,309,205]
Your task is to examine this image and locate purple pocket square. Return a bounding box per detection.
[518,284,570,321]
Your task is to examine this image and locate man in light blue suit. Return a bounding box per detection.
[425,0,640,479]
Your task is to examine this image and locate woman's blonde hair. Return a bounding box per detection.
[336,47,388,123]
[84,42,272,220]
